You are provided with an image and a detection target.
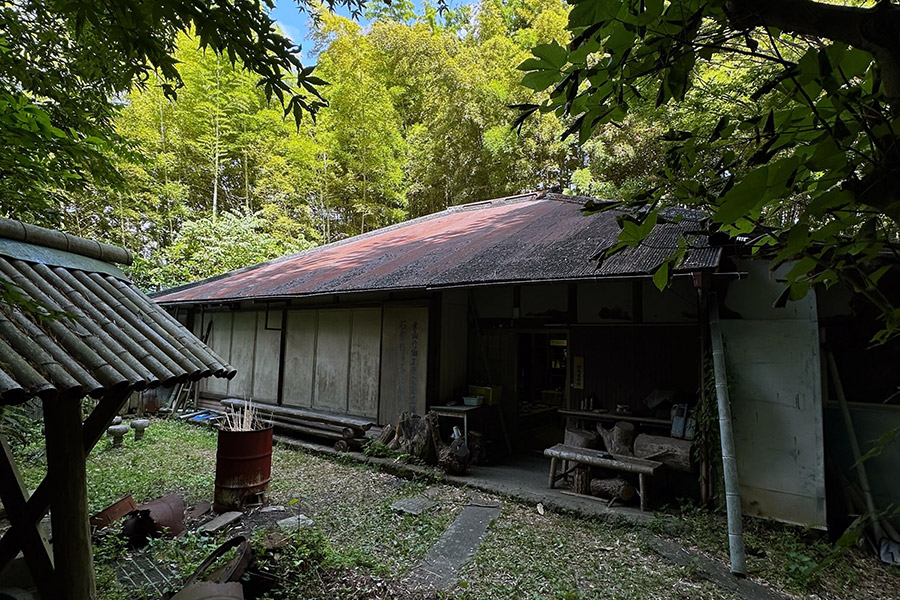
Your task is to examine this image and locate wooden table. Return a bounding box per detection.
[430,404,481,442]
[543,443,663,511]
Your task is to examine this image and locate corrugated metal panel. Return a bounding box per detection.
[0,222,235,404]
[156,193,721,304]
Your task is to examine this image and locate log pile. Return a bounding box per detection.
[221,399,372,451]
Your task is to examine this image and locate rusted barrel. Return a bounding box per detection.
[213,426,273,513]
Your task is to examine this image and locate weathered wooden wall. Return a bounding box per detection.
[379,304,428,424]
[721,259,826,528]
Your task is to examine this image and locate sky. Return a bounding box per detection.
[270,0,371,59]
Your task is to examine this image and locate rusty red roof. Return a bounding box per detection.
[155,193,720,305]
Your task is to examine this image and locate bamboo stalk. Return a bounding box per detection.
[109,277,234,378]
[0,308,83,396]
[0,259,137,391]
[86,272,213,377]
[60,268,181,384]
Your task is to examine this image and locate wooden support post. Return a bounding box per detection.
[639,473,648,512]
[548,456,558,489]
[0,436,56,600]
[0,392,130,571]
[43,396,96,600]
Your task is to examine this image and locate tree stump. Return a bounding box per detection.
[590,476,635,502]
[597,421,635,456]
[573,465,591,495]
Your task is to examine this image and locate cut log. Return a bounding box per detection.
[564,427,599,449]
[590,477,635,502]
[597,421,635,456]
[573,465,591,495]
[634,434,694,472]
[377,424,396,446]
[270,415,355,439]
[221,399,373,433]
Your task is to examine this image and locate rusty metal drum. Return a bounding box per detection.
[213,426,273,513]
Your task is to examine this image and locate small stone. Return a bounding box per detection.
[391,497,436,516]
[111,416,123,425]
[198,511,242,533]
[277,514,314,529]
[260,505,286,513]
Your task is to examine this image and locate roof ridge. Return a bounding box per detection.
[0,218,133,265]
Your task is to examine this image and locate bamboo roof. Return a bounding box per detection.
[0,219,235,404]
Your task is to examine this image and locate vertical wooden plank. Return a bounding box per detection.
[282,310,317,408]
[379,305,428,425]
[253,309,282,403]
[348,308,382,419]
[227,311,257,398]
[204,312,233,396]
[313,309,351,413]
[42,397,94,600]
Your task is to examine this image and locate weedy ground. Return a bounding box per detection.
[10,418,900,600]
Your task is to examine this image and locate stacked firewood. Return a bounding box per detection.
[220,399,372,452]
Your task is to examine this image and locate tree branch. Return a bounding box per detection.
[724,0,900,99]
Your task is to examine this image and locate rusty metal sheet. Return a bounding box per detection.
[155,194,721,305]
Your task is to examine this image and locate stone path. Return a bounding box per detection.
[406,501,502,592]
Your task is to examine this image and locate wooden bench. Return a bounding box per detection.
[544,443,663,511]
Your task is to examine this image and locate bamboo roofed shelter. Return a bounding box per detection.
[0,218,235,600]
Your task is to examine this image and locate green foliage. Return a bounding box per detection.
[0,0,336,224]
[129,209,314,290]
[519,0,900,335]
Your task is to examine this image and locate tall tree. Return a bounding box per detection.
[519,0,900,331]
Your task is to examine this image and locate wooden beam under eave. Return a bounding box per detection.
[42,395,96,600]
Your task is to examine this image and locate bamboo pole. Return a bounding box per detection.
[708,293,747,577]
[827,351,885,541]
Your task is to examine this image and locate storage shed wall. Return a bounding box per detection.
[721,260,826,528]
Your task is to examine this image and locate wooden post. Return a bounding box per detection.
[43,396,96,600]
[0,436,55,600]
[548,456,558,489]
[0,391,130,571]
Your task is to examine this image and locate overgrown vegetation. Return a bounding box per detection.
[8,417,897,599]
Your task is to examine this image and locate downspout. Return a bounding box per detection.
[708,291,747,577]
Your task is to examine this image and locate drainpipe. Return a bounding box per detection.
[708,292,747,577]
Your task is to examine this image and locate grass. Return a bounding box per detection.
[648,503,900,599]
[8,417,900,600]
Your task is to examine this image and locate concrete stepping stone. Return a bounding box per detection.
[277,514,314,529]
[406,501,502,592]
[391,497,436,515]
[198,511,242,533]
